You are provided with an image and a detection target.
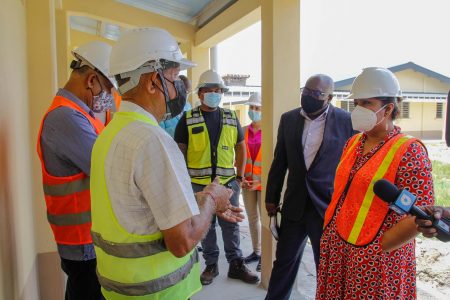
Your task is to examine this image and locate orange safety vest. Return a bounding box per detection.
[244,126,262,191]
[323,133,419,246]
[37,95,104,245]
[105,90,122,125]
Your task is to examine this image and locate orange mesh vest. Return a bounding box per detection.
[244,127,262,191]
[323,133,418,246]
[105,91,122,125]
[37,95,104,245]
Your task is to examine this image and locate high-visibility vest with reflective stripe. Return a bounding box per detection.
[244,127,262,191]
[186,107,238,185]
[90,111,201,299]
[36,95,104,245]
[323,133,419,246]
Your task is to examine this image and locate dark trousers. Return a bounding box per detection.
[60,258,103,300]
[265,204,324,300]
[192,180,243,265]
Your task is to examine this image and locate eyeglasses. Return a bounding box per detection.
[300,87,331,99]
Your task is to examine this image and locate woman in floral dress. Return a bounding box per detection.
[316,68,434,299]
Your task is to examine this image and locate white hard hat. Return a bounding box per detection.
[245,92,262,106]
[72,41,115,86]
[196,69,229,92]
[110,27,196,94]
[347,67,402,99]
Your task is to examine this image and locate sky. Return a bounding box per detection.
[217,0,450,86]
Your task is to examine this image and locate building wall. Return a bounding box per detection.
[0,0,40,299]
[397,102,447,139]
[396,69,450,93]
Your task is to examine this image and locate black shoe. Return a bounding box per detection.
[200,264,218,285]
[197,246,203,252]
[228,259,259,284]
[243,252,261,264]
[256,258,261,272]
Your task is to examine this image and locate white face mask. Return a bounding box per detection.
[351,105,386,132]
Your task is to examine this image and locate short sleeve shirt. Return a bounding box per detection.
[105,101,200,234]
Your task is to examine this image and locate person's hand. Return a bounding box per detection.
[415,206,450,238]
[266,202,278,216]
[247,180,261,191]
[203,177,233,212]
[241,179,251,190]
[217,205,245,223]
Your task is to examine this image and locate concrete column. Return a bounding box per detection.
[210,45,219,72]
[27,0,66,299]
[181,42,210,106]
[55,8,70,88]
[260,0,301,288]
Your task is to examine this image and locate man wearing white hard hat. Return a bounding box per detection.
[90,28,244,299]
[241,92,263,271]
[37,41,115,299]
[175,69,259,286]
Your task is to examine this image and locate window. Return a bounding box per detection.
[400,102,410,119]
[436,102,443,119]
[340,101,355,112]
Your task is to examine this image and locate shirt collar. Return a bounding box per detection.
[119,101,158,123]
[57,88,95,118]
[300,105,330,121]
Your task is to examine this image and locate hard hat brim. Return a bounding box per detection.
[245,101,262,106]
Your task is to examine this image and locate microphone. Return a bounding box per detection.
[373,179,450,242]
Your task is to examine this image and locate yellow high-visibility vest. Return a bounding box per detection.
[91,111,201,299]
[186,107,238,185]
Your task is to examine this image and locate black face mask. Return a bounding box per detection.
[166,79,187,118]
[155,70,187,121]
[301,95,326,114]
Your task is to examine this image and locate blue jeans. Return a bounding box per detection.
[192,180,243,265]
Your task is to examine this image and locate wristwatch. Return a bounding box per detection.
[235,175,243,182]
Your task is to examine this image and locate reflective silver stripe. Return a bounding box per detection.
[223,118,237,126]
[244,172,252,177]
[252,175,262,181]
[47,211,91,226]
[98,250,199,296]
[253,161,262,167]
[43,177,90,196]
[247,158,253,165]
[216,167,235,177]
[188,168,213,177]
[186,116,204,126]
[91,231,166,258]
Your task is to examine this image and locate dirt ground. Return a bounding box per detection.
[416,141,450,299]
[416,237,450,298]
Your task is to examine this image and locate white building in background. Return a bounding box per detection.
[221,74,261,125]
[334,62,449,140]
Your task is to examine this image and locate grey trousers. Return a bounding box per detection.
[242,189,261,255]
[192,180,243,265]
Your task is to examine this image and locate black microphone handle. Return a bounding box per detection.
[409,206,434,221]
[411,206,450,242]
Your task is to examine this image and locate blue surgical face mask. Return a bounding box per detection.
[248,109,261,122]
[203,92,222,108]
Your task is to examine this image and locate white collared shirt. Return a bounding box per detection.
[300,106,329,170]
[104,101,199,235]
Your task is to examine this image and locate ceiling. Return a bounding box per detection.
[69,0,236,41]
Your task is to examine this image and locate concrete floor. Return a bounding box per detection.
[192,195,317,300]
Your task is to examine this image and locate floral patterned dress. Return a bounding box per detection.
[316,127,434,299]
